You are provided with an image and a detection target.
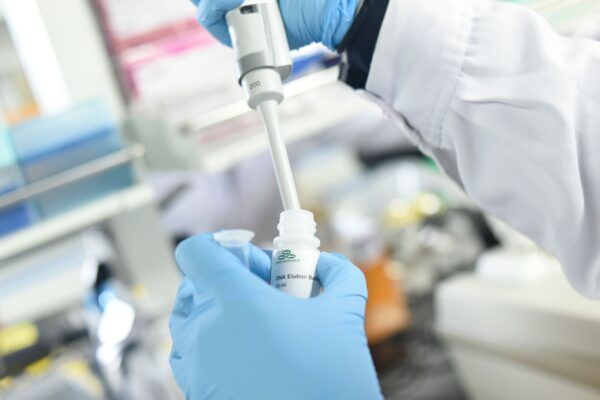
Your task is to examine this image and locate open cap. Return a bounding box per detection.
[214,230,255,248]
[214,229,255,267]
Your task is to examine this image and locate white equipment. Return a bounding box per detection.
[436,249,600,400]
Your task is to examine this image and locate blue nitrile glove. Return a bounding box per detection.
[169,234,382,399]
[191,0,359,50]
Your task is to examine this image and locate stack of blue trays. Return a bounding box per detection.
[10,100,135,218]
[0,125,36,236]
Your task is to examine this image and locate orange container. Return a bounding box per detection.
[357,252,410,345]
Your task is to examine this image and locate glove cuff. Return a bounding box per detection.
[336,0,390,89]
[321,0,360,50]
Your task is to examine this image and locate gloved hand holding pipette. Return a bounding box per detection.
[170,235,382,399]
[191,0,358,50]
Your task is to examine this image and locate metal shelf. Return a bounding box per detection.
[0,144,145,210]
[133,67,378,173]
[0,144,153,260]
[181,67,342,133]
[195,83,377,173]
[0,183,155,261]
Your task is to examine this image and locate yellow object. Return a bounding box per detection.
[415,193,444,216]
[383,198,419,227]
[382,192,444,229]
[25,357,51,375]
[0,323,39,355]
[63,360,104,396]
[0,377,13,390]
[131,284,148,301]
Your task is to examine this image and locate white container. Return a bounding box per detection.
[271,209,320,298]
[436,264,600,400]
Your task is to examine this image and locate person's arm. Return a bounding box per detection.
[341,0,600,298]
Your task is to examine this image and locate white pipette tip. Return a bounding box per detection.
[257,99,301,210]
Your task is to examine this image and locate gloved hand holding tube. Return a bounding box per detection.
[169,235,382,399]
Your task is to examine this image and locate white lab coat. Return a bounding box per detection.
[364,0,600,298]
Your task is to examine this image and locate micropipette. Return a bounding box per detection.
[227,1,320,298]
[226,0,300,210]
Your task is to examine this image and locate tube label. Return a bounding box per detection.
[271,248,320,298]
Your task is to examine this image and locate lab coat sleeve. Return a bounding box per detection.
[364,0,600,298]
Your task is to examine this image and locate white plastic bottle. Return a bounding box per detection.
[271,209,321,298]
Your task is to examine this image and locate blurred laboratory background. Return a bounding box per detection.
[0,0,599,399]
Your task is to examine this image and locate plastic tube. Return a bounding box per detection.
[257,99,300,210]
[214,229,255,267]
[271,209,320,298]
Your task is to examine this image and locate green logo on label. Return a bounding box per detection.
[278,250,296,261]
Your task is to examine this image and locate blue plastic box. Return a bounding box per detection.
[0,170,37,236]
[0,127,36,235]
[10,100,135,217]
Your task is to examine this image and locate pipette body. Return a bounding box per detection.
[226,0,299,210]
